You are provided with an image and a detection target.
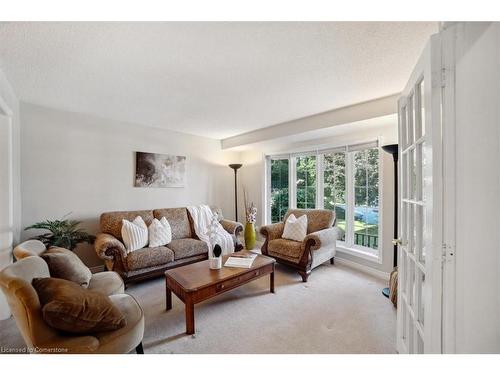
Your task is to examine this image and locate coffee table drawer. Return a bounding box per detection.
[216,270,255,292]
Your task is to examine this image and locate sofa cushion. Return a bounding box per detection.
[167,238,208,260]
[268,238,304,263]
[121,216,149,252]
[153,208,192,240]
[126,246,174,271]
[282,214,308,242]
[148,217,172,247]
[41,247,92,288]
[33,277,126,334]
[100,210,154,241]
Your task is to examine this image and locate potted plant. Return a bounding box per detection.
[243,188,257,250]
[25,216,95,251]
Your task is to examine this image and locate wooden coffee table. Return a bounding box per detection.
[165,251,276,334]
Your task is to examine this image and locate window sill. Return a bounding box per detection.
[336,243,382,264]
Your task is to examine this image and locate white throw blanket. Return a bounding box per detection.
[187,204,234,256]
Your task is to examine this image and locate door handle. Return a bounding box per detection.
[392,238,403,246]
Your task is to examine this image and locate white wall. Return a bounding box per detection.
[20,103,239,267]
[0,66,21,320]
[238,123,398,275]
[453,22,500,353]
[0,67,21,244]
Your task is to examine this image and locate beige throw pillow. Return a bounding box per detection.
[41,247,92,288]
[282,214,308,242]
[148,217,172,247]
[33,277,126,334]
[121,216,148,252]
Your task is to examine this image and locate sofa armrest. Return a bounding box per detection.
[220,219,243,236]
[94,233,127,261]
[303,227,339,251]
[260,222,285,241]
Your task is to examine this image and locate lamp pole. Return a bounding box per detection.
[228,164,243,221]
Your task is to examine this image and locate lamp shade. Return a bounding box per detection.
[382,144,399,162]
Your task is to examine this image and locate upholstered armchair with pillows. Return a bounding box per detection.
[0,256,144,354]
[12,239,46,259]
[13,240,125,297]
[260,209,337,282]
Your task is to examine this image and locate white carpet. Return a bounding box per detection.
[0,262,396,354]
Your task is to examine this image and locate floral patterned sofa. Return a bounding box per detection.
[95,207,242,285]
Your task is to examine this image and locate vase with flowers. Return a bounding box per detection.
[243,188,257,250]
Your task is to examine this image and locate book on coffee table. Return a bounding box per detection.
[224,252,258,268]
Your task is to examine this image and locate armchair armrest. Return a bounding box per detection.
[94,233,127,261]
[260,222,285,241]
[303,227,339,251]
[220,219,243,236]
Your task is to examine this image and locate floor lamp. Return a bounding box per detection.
[228,164,243,221]
[381,144,398,299]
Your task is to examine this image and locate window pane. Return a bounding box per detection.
[323,153,346,241]
[296,155,316,209]
[410,149,416,200]
[353,148,380,250]
[355,187,367,206]
[270,159,289,223]
[354,155,367,187]
[366,148,379,191]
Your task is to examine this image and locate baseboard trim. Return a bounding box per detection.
[335,257,390,281]
[90,265,105,274]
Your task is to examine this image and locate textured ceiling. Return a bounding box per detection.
[0,22,437,139]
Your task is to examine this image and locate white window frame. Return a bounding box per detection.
[265,138,383,263]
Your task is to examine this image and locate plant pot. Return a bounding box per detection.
[244,222,256,250]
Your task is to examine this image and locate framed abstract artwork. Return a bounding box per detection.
[135,152,186,188]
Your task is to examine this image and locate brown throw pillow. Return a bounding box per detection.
[41,247,92,288]
[32,277,126,334]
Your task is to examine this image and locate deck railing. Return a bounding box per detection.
[354,233,378,249]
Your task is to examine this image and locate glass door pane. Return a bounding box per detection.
[419,80,425,137]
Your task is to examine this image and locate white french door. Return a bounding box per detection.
[397,34,444,354]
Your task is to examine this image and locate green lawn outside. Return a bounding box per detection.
[337,220,379,236]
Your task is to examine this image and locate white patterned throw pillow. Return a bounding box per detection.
[148,217,172,247]
[121,216,148,252]
[282,214,308,242]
